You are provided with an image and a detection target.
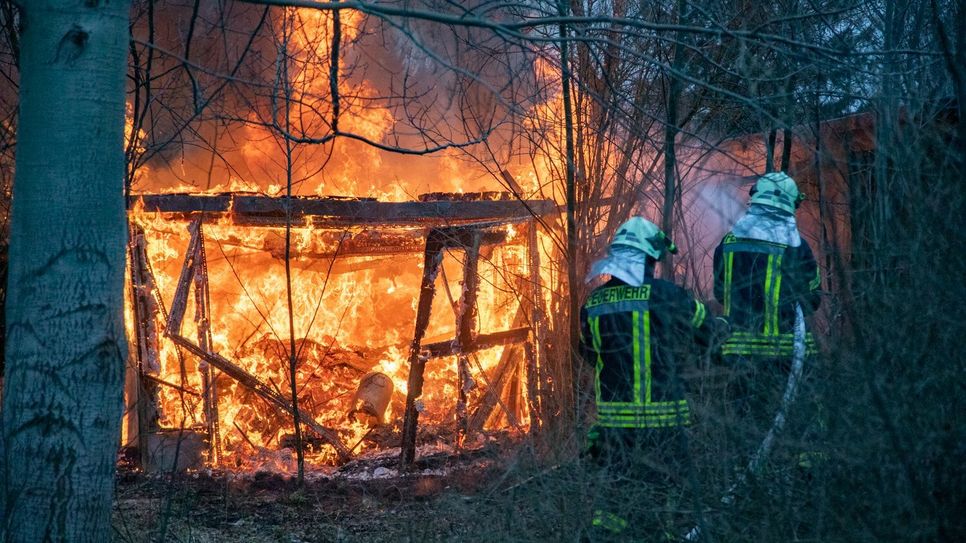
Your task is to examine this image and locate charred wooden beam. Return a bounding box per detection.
[193,222,222,464]
[456,232,482,349]
[428,225,508,250]
[455,232,482,443]
[260,228,508,261]
[468,322,531,433]
[420,327,531,359]
[142,374,201,397]
[129,225,163,467]
[262,230,426,260]
[525,220,545,435]
[523,340,539,438]
[417,191,516,202]
[166,334,351,461]
[468,342,522,433]
[164,220,203,336]
[131,193,556,227]
[399,231,446,466]
[504,352,523,426]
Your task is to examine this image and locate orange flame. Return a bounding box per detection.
[123,8,571,472]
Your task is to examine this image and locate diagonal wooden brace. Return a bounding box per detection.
[164,219,351,462]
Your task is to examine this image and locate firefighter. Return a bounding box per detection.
[580,217,720,539]
[712,172,822,470]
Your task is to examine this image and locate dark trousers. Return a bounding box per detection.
[587,426,690,540]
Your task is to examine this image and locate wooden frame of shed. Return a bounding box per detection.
[126,192,554,467]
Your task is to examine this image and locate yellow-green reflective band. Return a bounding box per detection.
[722,341,817,357]
[633,311,642,404]
[597,409,689,417]
[724,252,734,316]
[809,267,821,290]
[597,413,690,422]
[593,510,628,533]
[725,334,817,345]
[724,339,817,349]
[597,400,691,428]
[643,311,652,403]
[598,409,689,416]
[723,347,815,355]
[772,254,783,335]
[723,343,817,352]
[725,332,817,345]
[763,254,775,335]
[598,400,689,414]
[691,300,707,328]
[591,316,603,403]
[596,413,691,428]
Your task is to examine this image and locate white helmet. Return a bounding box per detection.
[610,217,677,260]
[749,172,804,214]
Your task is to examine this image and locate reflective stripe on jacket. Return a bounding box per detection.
[714,233,821,357]
[580,277,711,429]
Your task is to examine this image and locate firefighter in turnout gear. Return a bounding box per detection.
[713,172,822,469]
[580,217,721,540]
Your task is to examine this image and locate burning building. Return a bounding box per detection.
[123,191,557,471]
[115,5,571,473]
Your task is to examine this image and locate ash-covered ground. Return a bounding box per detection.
[112,438,582,542]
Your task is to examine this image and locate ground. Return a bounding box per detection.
[112,441,584,543]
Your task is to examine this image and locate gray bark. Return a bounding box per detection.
[1,1,130,541]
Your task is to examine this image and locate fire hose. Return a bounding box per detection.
[683,303,808,542]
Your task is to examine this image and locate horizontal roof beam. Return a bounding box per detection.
[130,193,556,227]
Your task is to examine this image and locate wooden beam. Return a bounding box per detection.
[259,228,508,261]
[167,334,351,461]
[399,231,446,466]
[455,232,482,443]
[468,337,528,433]
[525,220,545,435]
[131,193,557,227]
[420,327,531,359]
[129,225,162,467]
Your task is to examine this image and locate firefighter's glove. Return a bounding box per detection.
[583,425,602,460]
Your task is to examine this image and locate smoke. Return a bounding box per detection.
[129,3,544,199]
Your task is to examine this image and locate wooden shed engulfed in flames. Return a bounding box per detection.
[122,191,556,472]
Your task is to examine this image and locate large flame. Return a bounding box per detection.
[124,8,570,471]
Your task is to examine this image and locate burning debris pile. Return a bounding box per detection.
[124,191,554,472]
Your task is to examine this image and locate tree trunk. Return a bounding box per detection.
[558,1,579,418]
[780,127,793,171]
[765,128,778,173]
[1,1,130,541]
[660,0,686,280]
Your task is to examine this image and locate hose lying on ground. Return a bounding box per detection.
[683,303,807,542]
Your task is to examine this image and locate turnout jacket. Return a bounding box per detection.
[713,233,821,358]
[580,277,714,429]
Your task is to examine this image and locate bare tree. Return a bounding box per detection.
[1,1,130,540]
